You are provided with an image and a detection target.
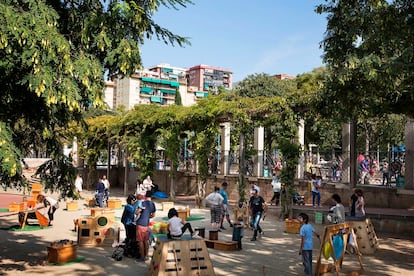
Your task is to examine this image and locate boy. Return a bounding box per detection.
[298,213,320,276]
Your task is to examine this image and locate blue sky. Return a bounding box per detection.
[141,1,328,82]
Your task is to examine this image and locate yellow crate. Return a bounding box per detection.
[47,242,77,264]
[161,201,174,212]
[108,199,122,209]
[66,201,78,211]
[285,219,301,234]
[8,202,25,212]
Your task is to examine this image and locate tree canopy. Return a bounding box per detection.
[0,0,192,189]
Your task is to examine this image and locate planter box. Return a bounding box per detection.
[285,219,301,234]
[108,199,122,209]
[161,201,174,212]
[8,202,25,212]
[47,242,77,264]
[66,201,78,211]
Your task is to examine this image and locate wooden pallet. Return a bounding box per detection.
[149,239,215,276]
[204,239,238,251]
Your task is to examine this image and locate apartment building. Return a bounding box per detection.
[187,64,233,100]
[104,63,233,110]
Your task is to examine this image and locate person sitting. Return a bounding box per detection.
[327,194,345,224]
[167,208,200,240]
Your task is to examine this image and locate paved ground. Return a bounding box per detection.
[1,188,414,276]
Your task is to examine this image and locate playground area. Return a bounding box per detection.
[1,188,414,275]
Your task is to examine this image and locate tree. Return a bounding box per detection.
[0,0,192,195]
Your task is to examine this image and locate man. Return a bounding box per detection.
[249,188,265,241]
[219,182,233,230]
[135,191,156,262]
[359,155,370,184]
[205,186,224,230]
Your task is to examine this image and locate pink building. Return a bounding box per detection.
[187,64,233,95]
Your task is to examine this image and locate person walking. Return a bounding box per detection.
[381,161,390,186]
[219,182,233,230]
[135,191,156,262]
[298,212,320,276]
[311,174,321,207]
[270,173,281,206]
[74,174,83,198]
[205,186,224,230]
[249,188,265,241]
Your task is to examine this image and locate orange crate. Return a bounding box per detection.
[47,242,77,264]
[285,219,301,234]
[107,199,122,209]
[8,202,25,212]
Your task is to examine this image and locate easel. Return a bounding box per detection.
[315,223,364,276]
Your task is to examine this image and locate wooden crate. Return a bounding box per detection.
[107,199,122,209]
[162,201,174,212]
[204,239,238,251]
[8,202,25,212]
[47,242,77,264]
[66,201,78,211]
[285,219,301,234]
[177,209,188,221]
[148,239,215,276]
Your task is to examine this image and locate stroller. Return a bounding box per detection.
[293,192,305,205]
[112,240,139,261]
[95,190,109,207]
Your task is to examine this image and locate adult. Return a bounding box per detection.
[359,155,370,184]
[205,186,224,230]
[355,188,365,219]
[136,179,146,197]
[143,175,154,192]
[74,174,83,196]
[311,174,321,207]
[96,178,106,207]
[381,161,390,186]
[36,194,59,226]
[121,194,138,243]
[219,182,233,230]
[102,175,110,198]
[249,188,265,241]
[270,173,281,206]
[349,188,358,218]
[328,194,345,224]
[135,191,156,262]
[167,208,199,239]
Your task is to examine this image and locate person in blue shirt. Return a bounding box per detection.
[95,178,106,207]
[135,191,156,262]
[121,194,139,243]
[298,213,320,276]
[219,182,233,230]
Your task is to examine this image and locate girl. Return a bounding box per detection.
[167,208,199,239]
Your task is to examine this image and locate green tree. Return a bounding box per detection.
[0,0,192,195]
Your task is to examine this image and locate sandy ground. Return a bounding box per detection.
[1,188,414,276]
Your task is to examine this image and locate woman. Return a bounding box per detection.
[121,194,138,243]
[36,194,59,226]
[328,194,345,224]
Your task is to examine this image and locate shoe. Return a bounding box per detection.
[192,231,199,238]
[259,231,264,236]
[250,237,257,241]
[217,229,222,232]
[220,226,226,230]
[135,258,146,263]
[229,223,233,227]
[145,256,151,261]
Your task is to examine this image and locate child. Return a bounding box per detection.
[327,194,345,224]
[167,208,200,239]
[233,216,244,250]
[298,213,320,276]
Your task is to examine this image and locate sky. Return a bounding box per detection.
[140,0,328,82]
